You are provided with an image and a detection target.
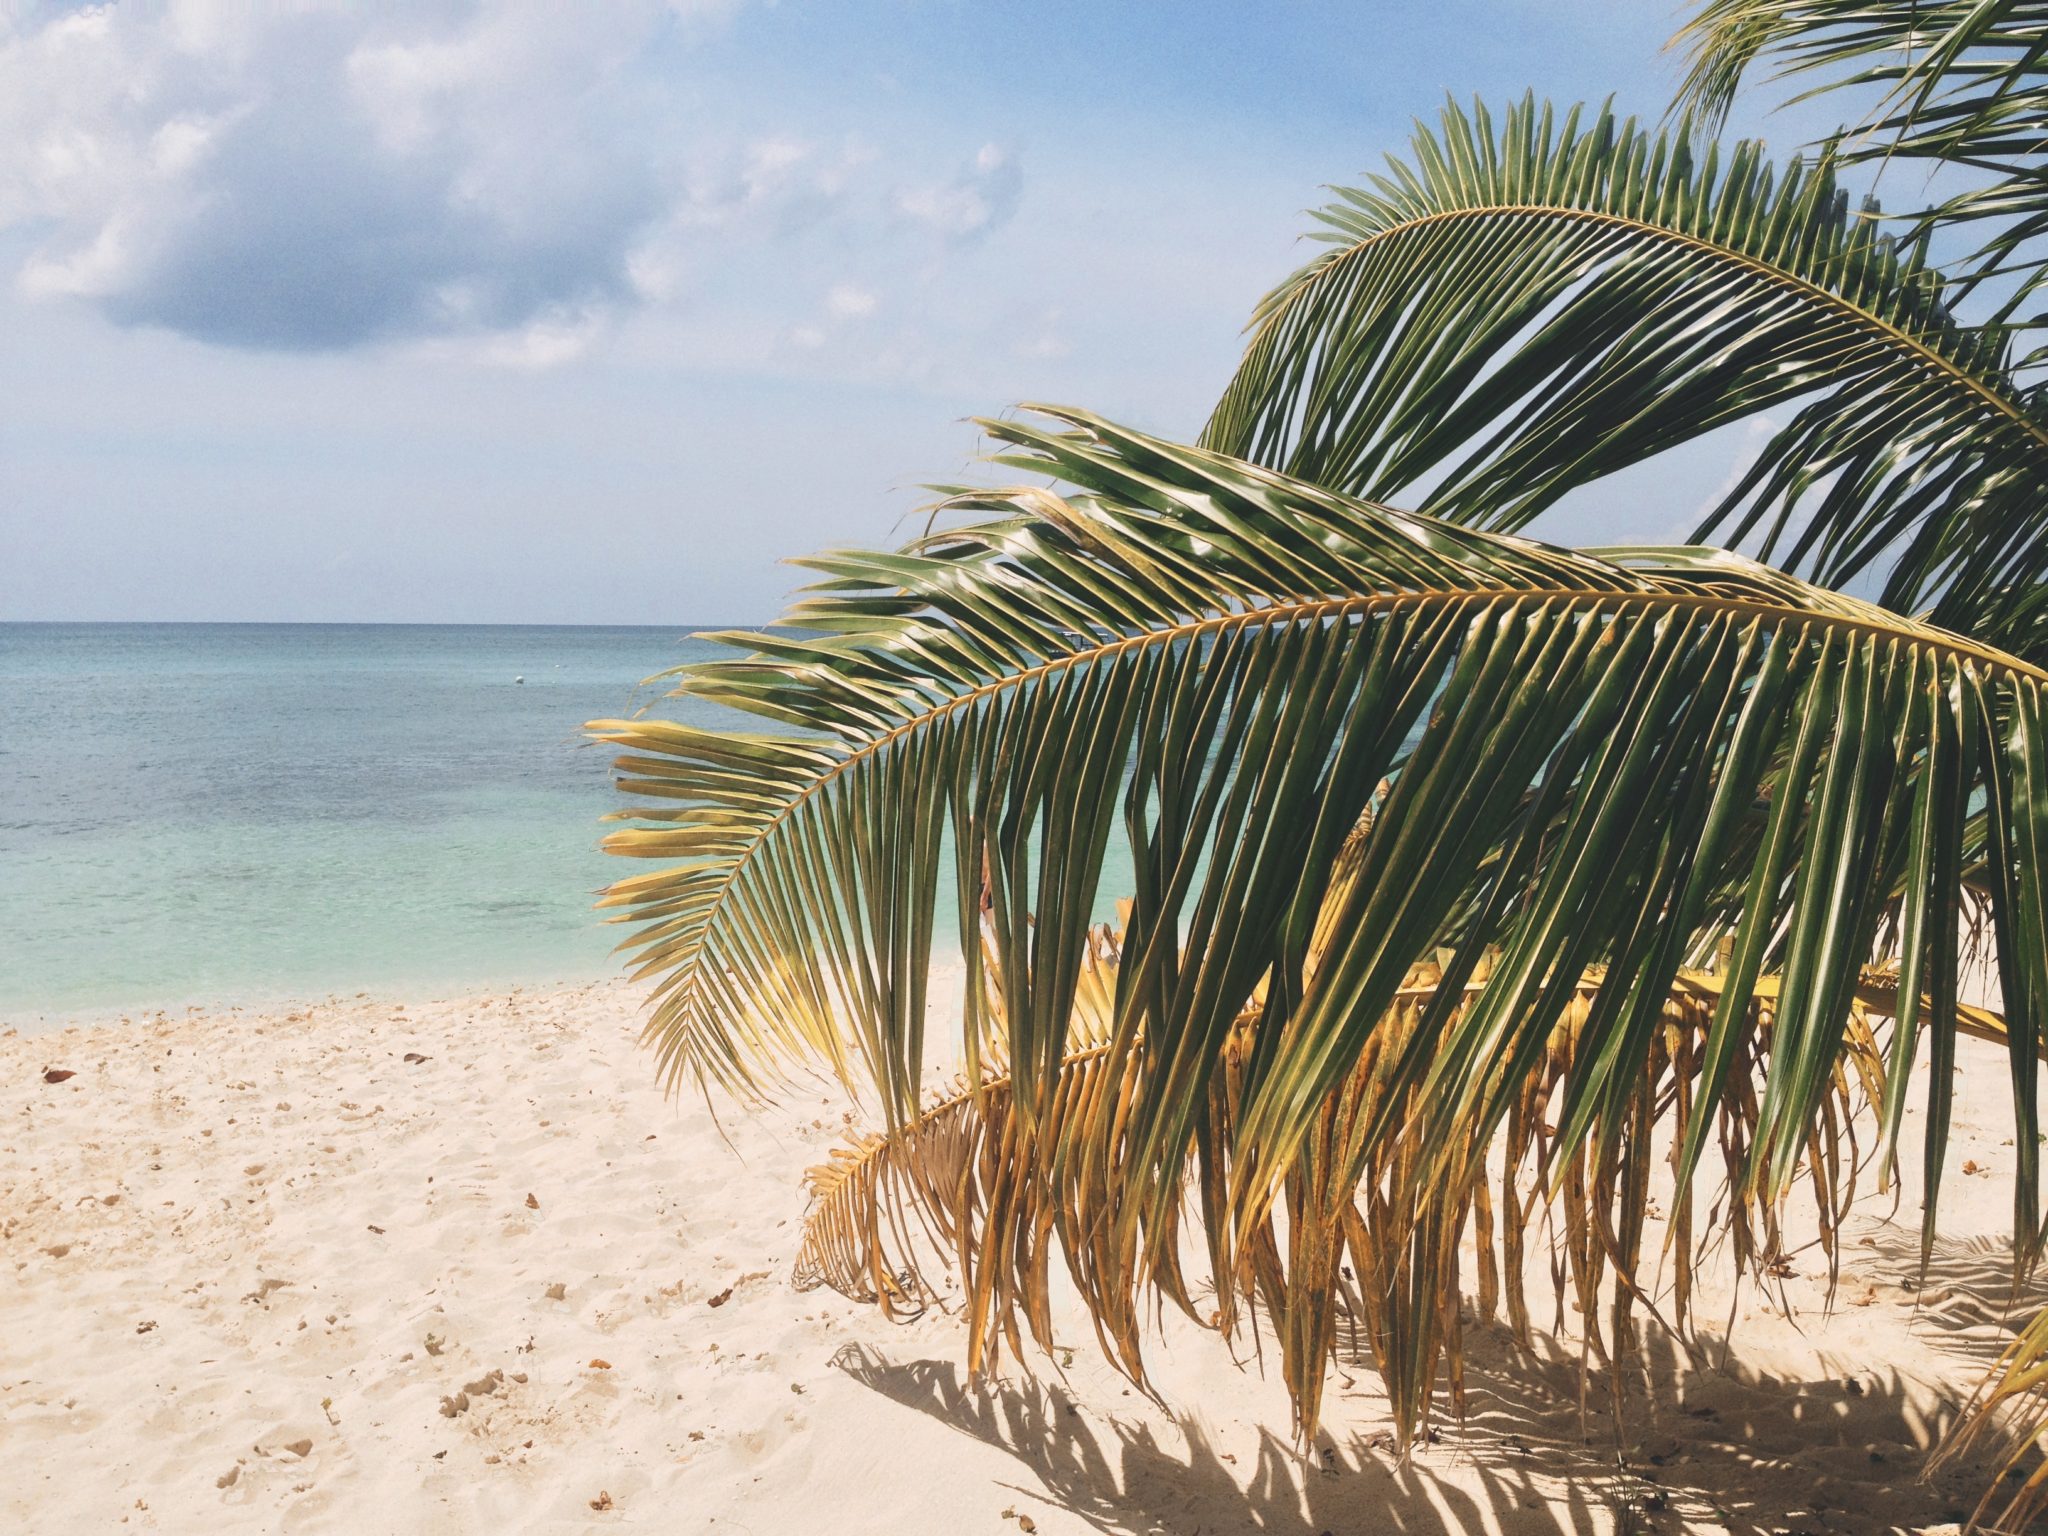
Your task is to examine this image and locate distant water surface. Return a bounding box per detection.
[0,623,726,1022]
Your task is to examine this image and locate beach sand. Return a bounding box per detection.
[2,980,2039,1534]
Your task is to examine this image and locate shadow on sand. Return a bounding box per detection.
[832,1227,2048,1534]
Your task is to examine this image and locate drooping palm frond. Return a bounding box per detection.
[595,409,2048,1448]
[1200,97,2048,659]
[796,902,1921,1452]
[1938,1298,2048,1528]
[1672,1,2048,322]
[793,920,1129,1329]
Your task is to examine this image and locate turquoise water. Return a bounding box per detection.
[0,623,733,1021]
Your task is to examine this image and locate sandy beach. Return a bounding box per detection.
[2,981,2039,1534]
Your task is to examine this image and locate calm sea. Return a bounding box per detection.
[0,623,733,1024]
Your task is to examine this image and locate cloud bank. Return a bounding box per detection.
[0,1,1023,360]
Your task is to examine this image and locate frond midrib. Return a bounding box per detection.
[1232,202,2047,459]
[634,581,2045,1026]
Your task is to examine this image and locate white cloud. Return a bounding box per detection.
[0,2,677,350]
[892,142,1023,242]
[1017,327,1071,362]
[827,282,877,319]
[471,307,607,370]
[0,1,1028,367]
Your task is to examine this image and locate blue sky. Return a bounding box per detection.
[0,1,1848,624]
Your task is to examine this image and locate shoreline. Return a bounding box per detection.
[2,983,2037,1533]
[0,972,632,1042]
[0,941,983,1041]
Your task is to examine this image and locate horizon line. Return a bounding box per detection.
[0,618,768,630]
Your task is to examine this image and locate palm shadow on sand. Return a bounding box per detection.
[832,1227,2047,1535]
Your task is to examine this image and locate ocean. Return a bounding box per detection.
[0,623,730,1023]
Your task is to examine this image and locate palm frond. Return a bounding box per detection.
[797,910,1922,1450]
[1938,1298,2048,1528]
[595,409,2048,1448]
[1200,96,2048,657]
[1672,1,2048,318]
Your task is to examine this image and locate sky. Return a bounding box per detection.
[0,0,1855,625]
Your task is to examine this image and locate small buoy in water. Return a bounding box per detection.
[514,675,525,684]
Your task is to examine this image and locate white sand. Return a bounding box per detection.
[2,980,2040,1534]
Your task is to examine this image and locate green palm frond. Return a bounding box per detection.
[1200,97,2048,658]
[595,409,2048,1445]
[1672,1,2048,320]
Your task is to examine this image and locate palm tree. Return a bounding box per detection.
[593,6,2048,1523]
